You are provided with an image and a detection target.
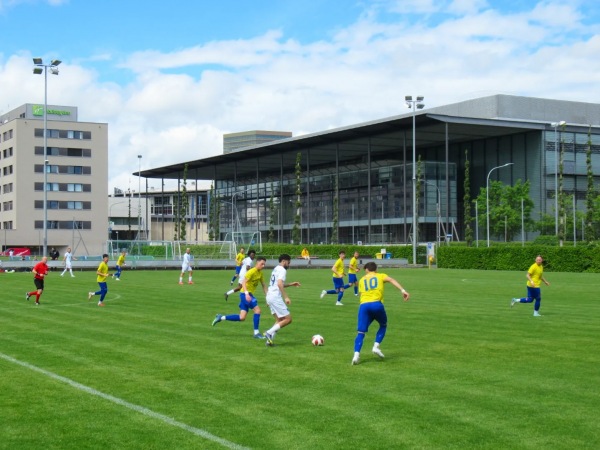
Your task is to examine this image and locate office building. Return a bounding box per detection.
[223,130,292,153]
[0,104,108,255]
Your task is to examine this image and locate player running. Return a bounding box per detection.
[26,256,49,305]
[351,261,410,365]
[114,251,126,280]
[224,249,255,300]
[230,247,245,285]
[213,256,268,339]
[264,254,301,346]
[347,251,361,296]
[320,250,347,305]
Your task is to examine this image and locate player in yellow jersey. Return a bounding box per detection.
[230,247,245,285]
[347,251,361,296]
[213,256,267,338]
[114,251,126,280]
[320,250,347,306]
[511,255,550,317]
[351,261,410,365]
[88,254,110,307]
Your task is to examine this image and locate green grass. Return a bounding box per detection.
[1,266,599,449]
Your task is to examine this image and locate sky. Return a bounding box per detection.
[1,0,600,193]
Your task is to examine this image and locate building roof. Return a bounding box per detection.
[136,95,600,182]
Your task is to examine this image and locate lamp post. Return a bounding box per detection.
[137,155,142,239]
[406,95,425,264]
[486,163,513,247]
[33,57,61,257]
[551,121,565,235]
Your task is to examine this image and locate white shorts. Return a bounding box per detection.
[181,263,192,272]
[266,295,290,318]
[65,263,72,269]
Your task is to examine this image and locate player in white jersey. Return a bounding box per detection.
[178,248,194,285]
[264,254,301,346]
[60,247,76,278]
[224,250,256,300]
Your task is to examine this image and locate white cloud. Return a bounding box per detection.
[2,2,600,193]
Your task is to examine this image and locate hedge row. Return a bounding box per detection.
[437,245,600,273]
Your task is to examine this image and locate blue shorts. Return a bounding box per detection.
[348,274,358,284]
[332,277,345,290]
[235,266,242,275]
[357,301,387,333]
[238,293,258,311]
[527,286,541,300]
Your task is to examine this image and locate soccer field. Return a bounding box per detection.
[1,266,599,449]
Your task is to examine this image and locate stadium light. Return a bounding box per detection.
[32,57,61,258]
[551,121,566,236]
[406,95,425,264]
[486,163,513,247]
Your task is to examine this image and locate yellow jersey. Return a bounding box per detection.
[117,255,125,266]
[235,252,245,266]
[527,263,544,288]
[332,258,345,278]
[243,267,264,294]
[97,261,109,282]
[358,272,387,304]
[349,257,359,274]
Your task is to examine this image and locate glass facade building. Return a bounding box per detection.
[139,95,600,245]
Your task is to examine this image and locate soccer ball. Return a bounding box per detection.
[311,334,324,346]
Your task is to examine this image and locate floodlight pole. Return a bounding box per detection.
[406,95,424,264]
[33,58,61,258]
[486,163,513,247]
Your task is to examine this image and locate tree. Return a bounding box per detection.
[476,179,535,242]
[557,122,567,246]
[268,183,277,243]
[176,163,189,242]
[463,149,473,246]
[208,183,220,241]
[331,176,339,244]
[585,126,596,242]
[414,155,423,245]
[291,152,302,244]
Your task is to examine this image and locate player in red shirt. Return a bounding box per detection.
[26,256,49,305]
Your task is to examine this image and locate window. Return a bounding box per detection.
[35,128,92,140]
[68,166,83,174]
[35,220,91,230]
[3,147,13,158]
[3,221,13,229]
[3,183,13,194]
[35,182,91,192]
[67,183,83,192]
[3,200,13,211]
[2,165,13,176]
[67,201,83,210]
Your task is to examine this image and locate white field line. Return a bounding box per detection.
[0,352,250,450]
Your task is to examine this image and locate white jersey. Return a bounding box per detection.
[181,252,193,271]
[64,252,73,268]
[238,256,254,282]
[267,265,287,301]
